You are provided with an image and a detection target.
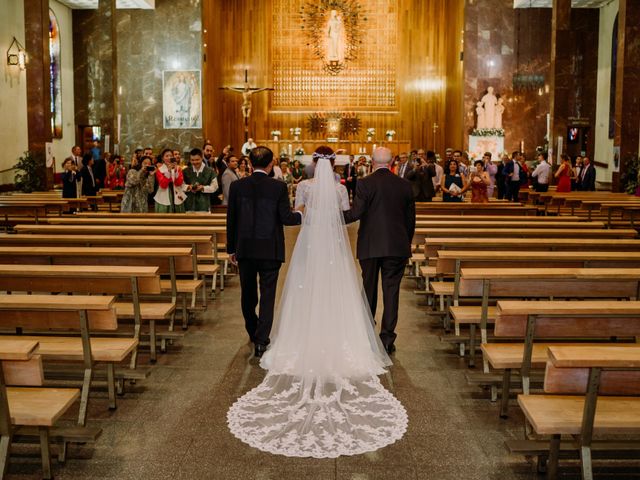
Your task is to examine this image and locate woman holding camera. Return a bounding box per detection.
[154,149,186,213]
[106,155,127,190]
[121,156,155,213]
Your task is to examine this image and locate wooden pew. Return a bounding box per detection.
[485,300,640,418]
[42,217,227,227]
[412,220,605,229]
[0,338,82,479]
[413,204,538,216]
[13,224,229,290]
[515,345,640,479]
[0,295,132,426]
[0,246,201,329]
[423,237,640,259]
[457,268,640,368]
[0,264,172,364]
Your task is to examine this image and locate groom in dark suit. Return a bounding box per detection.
[227,146,303,357]
[344,147,416,354]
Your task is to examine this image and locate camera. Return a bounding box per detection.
[146,165,155,172]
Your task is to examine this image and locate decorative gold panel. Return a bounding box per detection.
[270,0,397,111]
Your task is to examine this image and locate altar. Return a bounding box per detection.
[258,140,411,157]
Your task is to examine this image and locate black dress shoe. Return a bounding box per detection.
[254,344,268,358]
[385,344,396,354]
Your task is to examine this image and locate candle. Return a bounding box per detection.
[288,144,292,156]
[520,140,524,153]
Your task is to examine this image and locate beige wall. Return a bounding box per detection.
[0,0,28,185]
[594,0,618,183]
[50,0,75,171]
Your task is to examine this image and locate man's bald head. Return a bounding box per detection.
[372,147,392,167]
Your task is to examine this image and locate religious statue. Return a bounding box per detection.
[326,9,343,62]
[495,97,505,129]
[479,86,498,129]
[475,101,486,130]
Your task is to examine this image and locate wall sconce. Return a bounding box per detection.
[7,37,28,70]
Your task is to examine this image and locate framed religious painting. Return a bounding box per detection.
[162,70,202,129]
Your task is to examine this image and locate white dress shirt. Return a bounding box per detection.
[531,160,551,184]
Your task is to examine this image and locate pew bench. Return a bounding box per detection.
[514,345,640,479]
[0,339,83,479]
[455,268,640,370]
[485,300,640,419]
[0,295,135,426]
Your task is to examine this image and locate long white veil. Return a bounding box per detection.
[227,157,407,458]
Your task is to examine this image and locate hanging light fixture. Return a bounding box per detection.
[6,37,28,70]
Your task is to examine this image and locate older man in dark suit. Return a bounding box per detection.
[227,146,303,357]
[344,147,416,354]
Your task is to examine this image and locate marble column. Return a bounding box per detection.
[612,0,640,192]
[24,0,53,188]
[548,0,571,165]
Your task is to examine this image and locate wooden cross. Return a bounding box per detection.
[220,69,274,141]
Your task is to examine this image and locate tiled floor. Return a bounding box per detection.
[6,227,635,479]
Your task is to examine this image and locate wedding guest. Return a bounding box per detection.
[216,145,232,177]
[221,155,242,206]
[90,139,101,161]
[483,152,497,197]
[154,148,186,213]
[183,148,218,212]
[555,153,573,193]
[577,156,596,191]
[406,150,436,202]
[272,157,284,180]
[503,153,522,202]
[441,159,468,202]
[396,152,411,180]
[531,152,551,192]
[241,138,257,156]
[143,147,154,158]
[121,156,155,213]
[61,158,79,200]
[496,155,507,199]
[65,145,83,171]
[572,156,583,190]
[106,155,127,190]
[238,156,252,178]
[203,142,215,167]
[172,149,185,168]
[356,155,369,179]
[79,154,98,212]
[453,150,467,176]
[93,152,107,191]
[343,155,357,198]
[289,159,301,183]
[469,160,490,203]
[281,161,294,196]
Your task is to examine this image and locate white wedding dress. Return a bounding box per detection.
[227,158,407,458]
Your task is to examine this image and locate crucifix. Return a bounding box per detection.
[220,69,274,141]
[432,122,439,145]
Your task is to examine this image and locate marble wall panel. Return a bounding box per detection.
[464,0,553,158]
[73,0,203,156]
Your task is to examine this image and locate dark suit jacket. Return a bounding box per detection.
[226,172,302,262]
[579,164,596,191]
[343,168,415,260]
[79,167,98,196]
[62,171,78,198]
[406,163,436,200]
[93,159,106,189]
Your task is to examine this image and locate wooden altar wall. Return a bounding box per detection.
[202,0,464,154]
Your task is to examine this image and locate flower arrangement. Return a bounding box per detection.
[294,147,305,156]
[270,130,282,137]
[385,130,396,137]
[289,127,302,136]
[471,128,505,137]
[366,128,375,136]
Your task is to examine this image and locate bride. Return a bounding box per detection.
[227,146,407,458]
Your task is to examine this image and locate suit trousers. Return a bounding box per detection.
[359,256,407,348]
[238,258,281,346]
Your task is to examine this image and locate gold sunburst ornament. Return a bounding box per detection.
[299,0,366,75]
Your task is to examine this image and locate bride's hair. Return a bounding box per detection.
[312,146,336,166]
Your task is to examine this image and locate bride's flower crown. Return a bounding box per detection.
[312,152,336,162]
